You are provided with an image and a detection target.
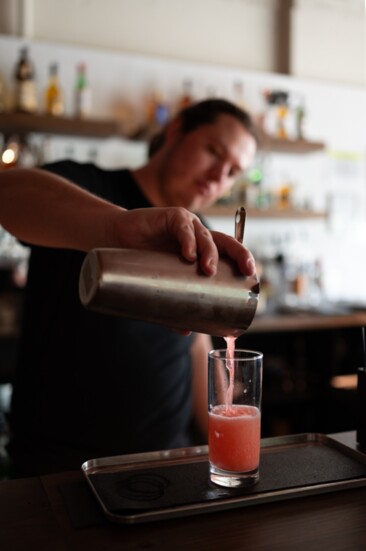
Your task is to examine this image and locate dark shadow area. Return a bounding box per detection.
[213,325,364,438]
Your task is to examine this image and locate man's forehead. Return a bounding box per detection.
[204,114,251,142]
[208,114,256,164]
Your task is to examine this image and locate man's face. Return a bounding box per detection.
[158,113,257,212]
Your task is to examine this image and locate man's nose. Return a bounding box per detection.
[208,161,228,184]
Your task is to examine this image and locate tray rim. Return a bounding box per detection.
[81,432,366,524]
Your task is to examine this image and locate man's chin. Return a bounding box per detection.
[189,198,215,213]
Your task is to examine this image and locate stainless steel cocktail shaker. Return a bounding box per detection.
[79,247,259,337]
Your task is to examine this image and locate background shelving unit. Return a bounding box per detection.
[0,112,327,220]
[0,112,326,153]
[0,112,123,139]
[204,205,327,219]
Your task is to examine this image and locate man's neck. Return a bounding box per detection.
[132,161,167,208]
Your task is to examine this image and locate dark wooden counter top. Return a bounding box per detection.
[1,432,366,551]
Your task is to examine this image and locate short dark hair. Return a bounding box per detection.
[148,98,257,158]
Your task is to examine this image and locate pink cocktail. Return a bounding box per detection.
[208,349,263,487]
[209,404,261,472]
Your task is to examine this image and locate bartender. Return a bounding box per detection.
[5,98,257,477]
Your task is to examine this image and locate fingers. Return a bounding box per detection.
[192,217,218,276]
[168,209,218,275]
[210,230,256,276]
[169,210,255,277]
[122,208,255,279]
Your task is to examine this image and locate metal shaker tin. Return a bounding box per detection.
[79,248,260,338]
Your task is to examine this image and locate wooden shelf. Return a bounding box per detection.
[0,113,326,155]
[0,112,124,139]
[204,205,327,219]
[258,131,325,154]
[131,126,326,154]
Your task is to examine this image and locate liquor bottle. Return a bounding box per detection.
[145,90,169,136]
[44,62,64,116]
[178,79,193,111]
[274,91,289,140]
[154,91,169,128]
[14,47,38,113]
[145,91,157,129]
[75,63,92,118]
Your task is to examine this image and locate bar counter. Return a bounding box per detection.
[1,432,366,551]
[250,309,366,333]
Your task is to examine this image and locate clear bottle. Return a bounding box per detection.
[45,62,64,116]
[14,47,38,114]
[296,102,306,140]
[232,80,247,111]
[75,63,92,118]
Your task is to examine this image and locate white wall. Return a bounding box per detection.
[1,0,365,85]
[291,0,366,85]
[0,0,278,72]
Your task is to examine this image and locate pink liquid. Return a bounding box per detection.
[209,404,261,472]
[224,335,236,408]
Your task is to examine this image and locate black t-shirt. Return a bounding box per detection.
[8,160,194,476]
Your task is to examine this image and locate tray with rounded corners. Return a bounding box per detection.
[81,433,366,524]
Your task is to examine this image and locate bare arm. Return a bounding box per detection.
[0,168,256,276]
[0,167,118,251]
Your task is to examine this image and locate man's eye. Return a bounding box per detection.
[208,146,220,157]
[228,167,240,178]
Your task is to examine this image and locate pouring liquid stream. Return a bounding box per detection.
[223,207,246,411]
[224,335,236,410]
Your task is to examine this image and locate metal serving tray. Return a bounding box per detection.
[81,433,366,524]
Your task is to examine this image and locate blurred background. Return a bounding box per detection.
[0,0,366,457]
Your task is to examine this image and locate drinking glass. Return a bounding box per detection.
[208,348,263,488]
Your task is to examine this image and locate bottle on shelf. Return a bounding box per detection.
[276,97,289,140]
[74,63,92,118]
[44,62,64,116]
[262,90,289,140]
[145,91,157,129]
[154,91,170,128]
[295,100,306,140]
[232,80,247,111]
[14,46,38,114]
[144,90,169,136]
[178,79,194,111]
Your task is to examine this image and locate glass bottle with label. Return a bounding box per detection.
[45,62,64,116]
[14,47,38,113]
[75,63,92,118]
